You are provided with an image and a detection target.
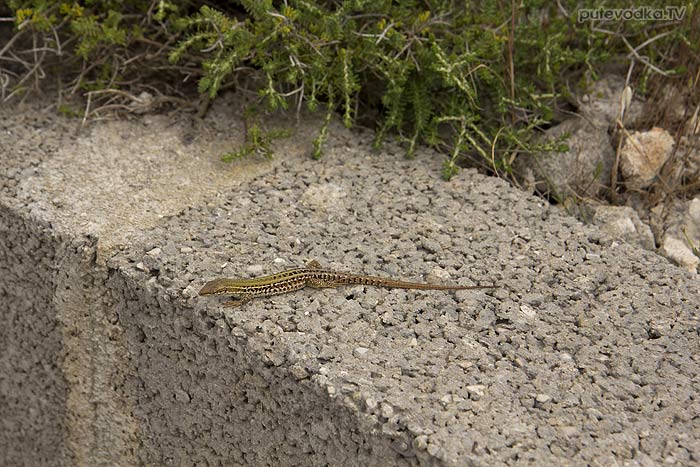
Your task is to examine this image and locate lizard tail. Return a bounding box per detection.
[340,274,496,290]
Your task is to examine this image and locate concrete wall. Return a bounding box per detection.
[1,98,699,466]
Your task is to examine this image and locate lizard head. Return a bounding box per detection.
[199,279,243,296]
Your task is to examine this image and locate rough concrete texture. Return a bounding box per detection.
[1,96,699,466]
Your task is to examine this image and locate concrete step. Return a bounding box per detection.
[1,95,698,466]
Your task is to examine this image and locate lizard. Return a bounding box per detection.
[199,259,496,307]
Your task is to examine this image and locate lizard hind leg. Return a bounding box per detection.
[307,259,322,269]
[223,297,250,307]
[306,277,341,288]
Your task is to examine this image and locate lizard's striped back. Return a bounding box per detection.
[199,262,496,306]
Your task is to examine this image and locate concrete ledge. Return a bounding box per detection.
[2,96,699,466]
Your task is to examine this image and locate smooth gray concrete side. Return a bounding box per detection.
[1,97,699,466]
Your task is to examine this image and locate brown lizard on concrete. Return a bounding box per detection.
[199,260,496,307]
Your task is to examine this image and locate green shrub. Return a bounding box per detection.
[2,1,696,179]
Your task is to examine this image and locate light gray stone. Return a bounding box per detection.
[619,127,675,190]
[514,75,643,200]
[514,116,614,199]
[586,204,655,250]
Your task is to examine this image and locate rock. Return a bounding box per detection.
[651,197,700,273]
[514,117,614,199]
[513,75,645,200]
[674,135,700,183]
[466,385,486,400]
[579,75,643,124]
[659,236,698,273]
[129,91,155,114]
[586,204,655,250]
[690,198,700,231]
[146,247,162,256]
[353,347,369,358]
[619,127,674,190]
